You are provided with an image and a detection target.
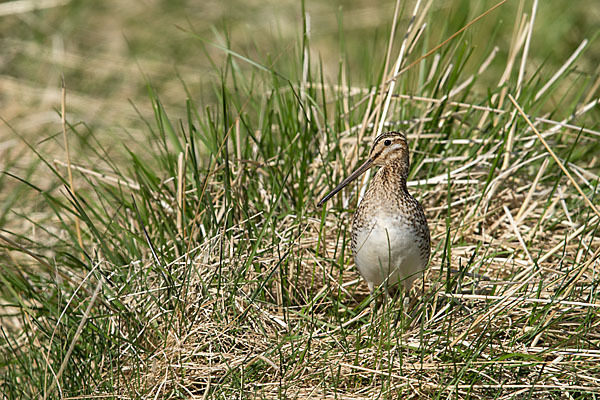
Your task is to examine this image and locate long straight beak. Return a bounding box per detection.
[317,158,374,207]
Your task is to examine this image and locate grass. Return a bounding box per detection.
[1,0,600,398]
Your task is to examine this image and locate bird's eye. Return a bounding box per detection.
[384,139,392,146]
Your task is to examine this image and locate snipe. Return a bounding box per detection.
[318,131,430,298]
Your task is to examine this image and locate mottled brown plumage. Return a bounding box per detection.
[318,131,430,296]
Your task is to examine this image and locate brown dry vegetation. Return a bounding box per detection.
[113,115,600,398]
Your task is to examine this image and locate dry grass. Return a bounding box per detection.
[116,121,600,397]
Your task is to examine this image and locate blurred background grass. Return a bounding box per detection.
[2,0,599,150]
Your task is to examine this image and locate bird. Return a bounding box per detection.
[317,131,430,300]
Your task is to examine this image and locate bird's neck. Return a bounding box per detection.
[375,158,409,193]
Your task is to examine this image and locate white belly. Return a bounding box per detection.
[353,215,425,292]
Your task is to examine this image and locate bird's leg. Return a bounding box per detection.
[375,287,389,317]
[384,287,391,303]
[403,288,414,310]
[367,282,377,315]
[400,279,417,314]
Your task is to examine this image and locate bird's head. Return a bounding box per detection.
[317,131,409,207]
[368,131,409,167]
